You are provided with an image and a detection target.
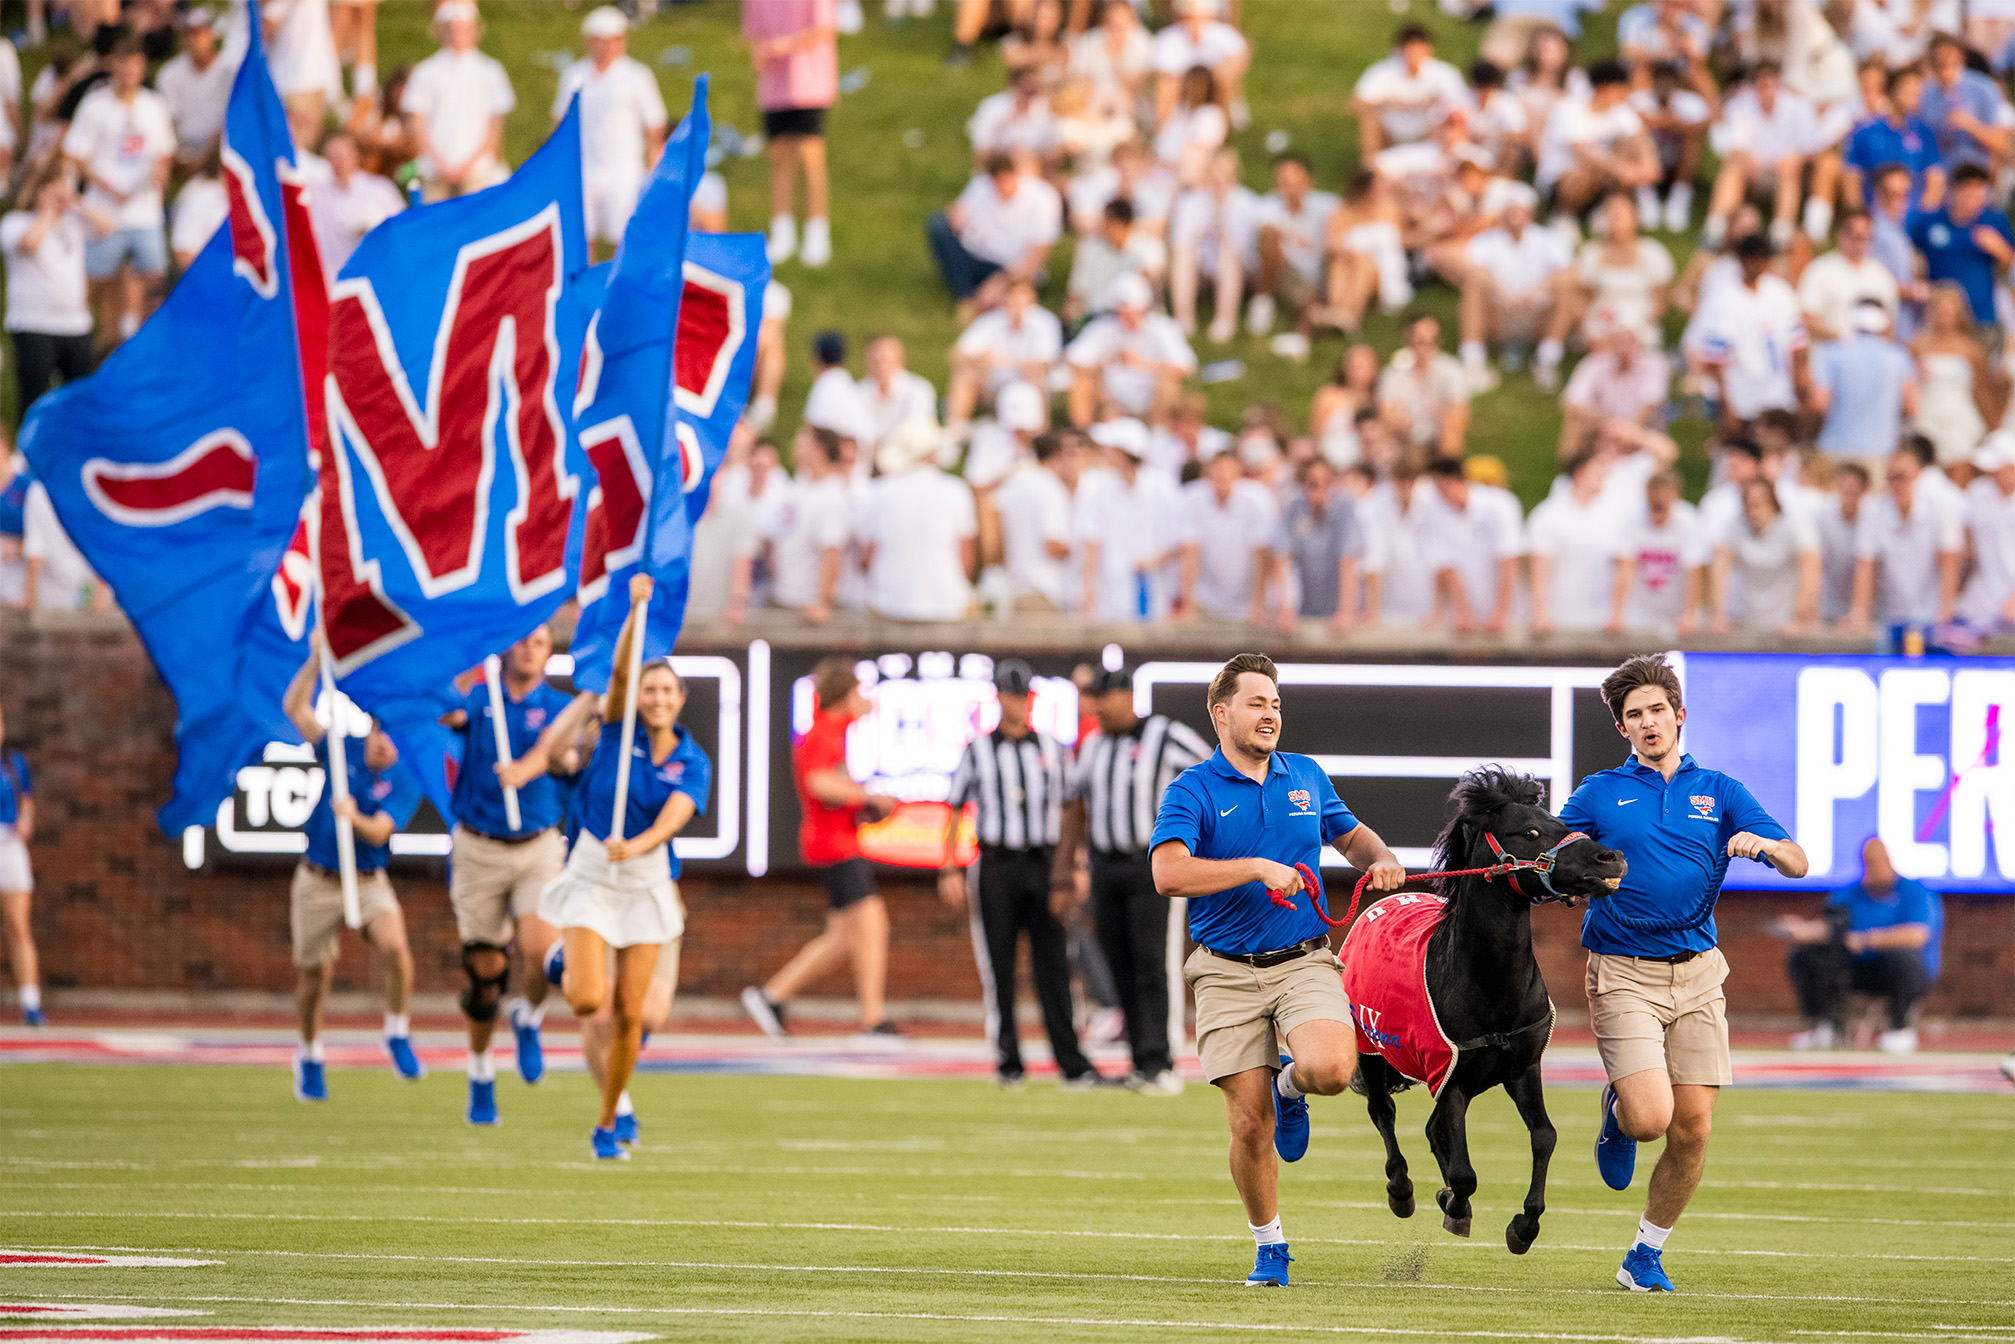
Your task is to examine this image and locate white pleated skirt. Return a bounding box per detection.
[537,834,685,949]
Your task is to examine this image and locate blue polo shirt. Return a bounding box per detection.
[450,680,571,838]
[1149,749,1359,955]
[1844,114,1942,205]
[1907,205,2015,324]
[1559,753,1790,959]
[574,721,710,878]
[1919,69,2007,170]
[1829,878,1944,980]
[303,739,422,874]
[0,748,29,826]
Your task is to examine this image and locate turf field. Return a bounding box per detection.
[3,1062,2011,1343]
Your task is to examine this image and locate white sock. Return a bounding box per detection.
[467,1047,495,1082]
[1802,197,1833,241]
[19,986,40,1010]
[1275,1064,1304,1100]
[525,999,547,1028]
[1537,338,1563,366]
[770,212,794,233]
[1666,182,1693,213]
[615,1090,635,1117]
[1249,1216,1286,1247]
[351,61,376,101]
[384,1012,409,1038]
[1634,1217,1672,1251]
[1459,339,1486,365]
[299,1038,325,1062]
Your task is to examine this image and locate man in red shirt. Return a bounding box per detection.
[742,657,901,1040]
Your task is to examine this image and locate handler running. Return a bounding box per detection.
[1149,652,1405,1287]
[1560,654,1807,1294]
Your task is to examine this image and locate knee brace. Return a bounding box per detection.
[459,942,511,1021]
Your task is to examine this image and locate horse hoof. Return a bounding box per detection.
[1435,1189,1471,1238]
[1506,1223,1535,1255]
[1443,1213,1472,1238]
[1389,1189,1415,1219]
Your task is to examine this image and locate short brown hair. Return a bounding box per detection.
[1601,654,1683,724]
[811,656,861,712]
[1208,653,1279,711]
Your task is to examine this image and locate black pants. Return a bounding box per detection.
[1091,851,1175,1076]
[1786,943,1931,1030]
[12,331,95,413]
[971,845,1091,1079]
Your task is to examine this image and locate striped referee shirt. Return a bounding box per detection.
[947,728,1065,851]
[1068,715,1213,857]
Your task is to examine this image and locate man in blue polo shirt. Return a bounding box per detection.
[1559,654,1807,1295]
[1843,65,1946,211]
[1150,652,1405,1288]
[440,624,576,1124]
[1907,163,2015,327]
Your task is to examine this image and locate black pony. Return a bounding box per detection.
[1346,768,1626,1255]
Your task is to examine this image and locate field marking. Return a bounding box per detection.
[2,1214,2011,1264]
[0,1307,208,1320]
[0,1252,220,1268]
[13,1250,2015,1311]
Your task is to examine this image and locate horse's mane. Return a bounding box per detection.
[1430,766,1547,895]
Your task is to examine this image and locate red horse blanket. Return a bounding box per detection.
[1339,894,1460,1099]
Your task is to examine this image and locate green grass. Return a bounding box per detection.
[3,1063,2011,1342]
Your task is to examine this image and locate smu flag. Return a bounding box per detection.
[19,8,324,833]
[313,102,591,735]
[567,78,768,691]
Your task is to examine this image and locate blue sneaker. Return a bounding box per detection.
[1618,1243,1675,1292]
[1272,1054,1310,1163]
[591,1125,630,1161]
[1596,1084,1637,1191]
[385,1034,426,1081]
[466,1078,499,1125]
[293,1056,328,1102]
[613,1111,640,1145]
[511,1003,545,1085]
[1245,1242,1293,1286]
[21,1005,44,1027]
[543,942,566,989]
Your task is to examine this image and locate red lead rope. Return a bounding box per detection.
[1267,860,1554,930]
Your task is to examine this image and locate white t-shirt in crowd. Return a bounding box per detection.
[1536,94,1646,189]
[861,468,977,621]
[1527,487,1629,630]
[554,55,668,180]
[804,366,871,442]
[1720,508,1821,628]
[1152,100,1227,168]
[1815,494,1862,624]
[1180,477,1277,619]
[22,480,94,610]
[1625,502,1709,630]
[962,423,1029,490]
[1797,249,1900,338]
[1076,466,1182,620]
[1352,53,1467,144]
[1463,223,1572,301]
[309,167,405,276]
[156,50,237,156]
[1359,480,1440,627]
[1572,236,1674,340]
[264,0,338,100]
[688,487,756,620]
[1151,19,1248,76]
[967,90,1061,160]
[170,175,229,259]
[1065,311,1197,416]
[1069,24,1152,98]
[856,370,938,450]
[1855,491,1965,624]
[1710,85,1820,163]
[1171,184,1261,266]
[769,474,851,610]
[954,305,1064,394]
[1250,189,1339,282]
[1066,161,1176,234]
[1959,475,2015,625]
[1562,348,1672,423]
[63,86,177,230]
[995,463,1073,607]
[403,47,517,175]
[1427,484,1526,619]
[952,172,1063,269]
[1691,275,1807,419]
[0,38,19,151]
[0,210,91,336]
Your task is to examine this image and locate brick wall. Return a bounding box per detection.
[4,615,2010,1020]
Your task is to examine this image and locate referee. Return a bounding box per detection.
[940,659,1106,1088]
[1054,666,1210,1095]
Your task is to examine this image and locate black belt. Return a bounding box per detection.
[1203,936,1328,969]
[1627,949,1704,965]
[460,824,550,846]
[303,860,383,879]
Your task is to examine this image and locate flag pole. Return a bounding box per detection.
[482,654,522,831]
[317,632,363,930]
[609,587,650,845]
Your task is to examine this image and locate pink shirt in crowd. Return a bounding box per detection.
[743,0,839,113]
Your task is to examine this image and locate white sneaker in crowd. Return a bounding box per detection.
[1245,293,1276,336]
[1877,1027,1918,1054]
[1269,331,1310,362]
[1789,1023,1838,1051]
[801,216,832,267]
[767,213,797,265]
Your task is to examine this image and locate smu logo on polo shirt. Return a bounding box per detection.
[525,708,548,730]
[1689,794,1717,819]
[1288,788,1313,812]
[371,779,393,801]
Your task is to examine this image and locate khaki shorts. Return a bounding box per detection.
[1586,948,1733,1088]
[450,826,566,946]
[290,864,400,969]
[1185,942,1351,1084]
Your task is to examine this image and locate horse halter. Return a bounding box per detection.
[1480,830,1591,907]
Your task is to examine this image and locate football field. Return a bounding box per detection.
[3,1057,2011,1344]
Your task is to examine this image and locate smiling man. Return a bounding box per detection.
[1149,652,1405,1287]
[1560,654,1808,1294]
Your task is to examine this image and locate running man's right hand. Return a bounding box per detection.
[1252,858,1303,898]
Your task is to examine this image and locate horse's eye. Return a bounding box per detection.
[1527,829,1540,837]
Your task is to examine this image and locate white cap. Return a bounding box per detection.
[995,380,1046,433]
[434,0,479,26]
[581,5,628,37]
[1852,299,1892,334]
[1975,432,2015,472]
[1109,272,1154,313]
[877,418,943,476]
[1088,417,1151,459]
[183,7,216,29]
